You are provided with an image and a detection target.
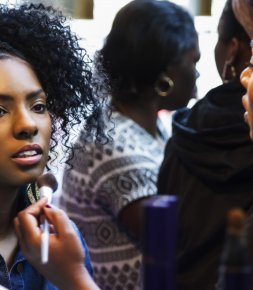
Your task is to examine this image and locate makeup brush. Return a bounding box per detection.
[37,172,58,264]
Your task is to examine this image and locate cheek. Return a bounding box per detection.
[184,67,197,91]
[42,116,52,152]
[172,68,196,106]
[177,65,196,87]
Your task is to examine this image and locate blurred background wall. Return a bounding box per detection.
[2,0,225,19]
[0,0,229,110]
[1,0,226,98]
[0,0,229,199]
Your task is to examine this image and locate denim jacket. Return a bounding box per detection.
[0,222,93,290]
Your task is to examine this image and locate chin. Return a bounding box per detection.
[191,89,198,99]
[17,165,45,185]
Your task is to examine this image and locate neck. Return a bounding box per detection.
[113,100,159,137]
[0,187,19,238]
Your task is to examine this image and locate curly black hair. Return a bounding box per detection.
[0,3,107,167]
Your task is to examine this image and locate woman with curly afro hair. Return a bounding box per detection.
[0,2,104,290]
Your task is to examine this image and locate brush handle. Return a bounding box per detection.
[41,219,49,264]
[40,186,53,203]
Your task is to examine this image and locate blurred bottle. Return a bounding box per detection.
[48,0,94,19]
[74,0,94,19]
[188,0,212,16]
[217,208,252,290]
[142,195,177,290]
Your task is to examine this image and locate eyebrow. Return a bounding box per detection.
[0,89,45,102]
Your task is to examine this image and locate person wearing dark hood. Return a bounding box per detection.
[157,1,252,290]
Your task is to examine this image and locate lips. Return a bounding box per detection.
[12,144,43,166]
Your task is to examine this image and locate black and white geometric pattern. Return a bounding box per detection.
[60,111,168,290]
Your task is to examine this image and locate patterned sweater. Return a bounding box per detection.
[60,111,168,290]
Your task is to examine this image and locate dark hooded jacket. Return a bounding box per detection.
[157,80,253,290]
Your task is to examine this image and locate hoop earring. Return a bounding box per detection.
[155,75,174,97]
[222,60,237,84]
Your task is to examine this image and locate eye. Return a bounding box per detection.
[32,103,47,114]
[0,106,7,117]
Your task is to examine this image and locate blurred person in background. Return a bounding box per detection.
[158,1,252,290]
[60,0,200,289]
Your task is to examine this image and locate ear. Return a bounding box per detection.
[226,37,240,64]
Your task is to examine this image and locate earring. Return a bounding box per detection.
[155,75,174,97]
[222,60,237,84]
[27,183,40,204]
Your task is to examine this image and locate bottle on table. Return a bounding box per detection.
[142,195,177,290]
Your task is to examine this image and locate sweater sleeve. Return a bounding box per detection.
[71,221,94,277]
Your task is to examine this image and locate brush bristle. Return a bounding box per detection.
[37,172,58,192]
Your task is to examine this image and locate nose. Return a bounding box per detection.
[240,67,251,89]
[13,109,38,139]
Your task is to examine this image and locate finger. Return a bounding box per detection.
[16,201,48,243]
[17,221,41,249]
[16,197,48,231]
[244,111,249,125]
[21,197,48,217]
[43,207,74,237]
[242,94,250,112]
[49,224,56,234]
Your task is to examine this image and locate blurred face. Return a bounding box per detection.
[0,56,51,192]
[164,42,200,110]
[241,48,253,140]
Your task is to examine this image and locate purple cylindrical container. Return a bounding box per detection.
[142,195,177,290]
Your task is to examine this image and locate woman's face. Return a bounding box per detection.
[241,48,253,140]
[164,43,200,110]
[0,56,51,191]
